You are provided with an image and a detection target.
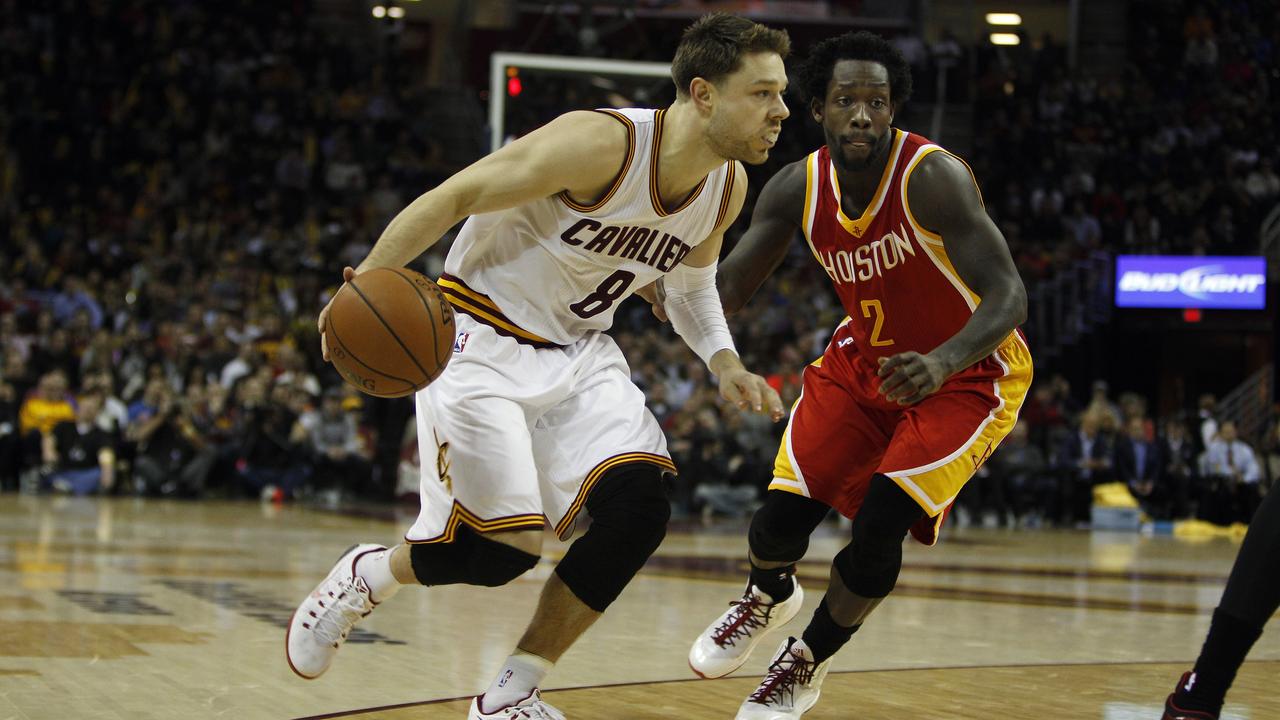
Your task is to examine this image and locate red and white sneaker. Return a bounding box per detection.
[468,689,566,719]
[689,578,804,678]
[285,543,385,679]
[736,637,830,720]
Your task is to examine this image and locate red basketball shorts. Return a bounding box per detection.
[771,319,1033,545]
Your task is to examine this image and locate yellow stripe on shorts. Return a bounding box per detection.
[884,333,1033,516]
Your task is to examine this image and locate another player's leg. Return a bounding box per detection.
[469,463,669,719]
[286,527,541,679]
[738,474,923,720]
[1163,484,1280,719]
[689,490,829,678]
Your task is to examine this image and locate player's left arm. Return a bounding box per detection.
[877,150,1028,405]
[663,163,785,421]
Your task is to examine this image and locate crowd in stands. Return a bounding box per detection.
[0,1,1277,527]
[970,0,1278,285]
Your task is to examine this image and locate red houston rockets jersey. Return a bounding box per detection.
[800,130,1001,362]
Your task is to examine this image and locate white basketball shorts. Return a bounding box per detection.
[405,313,674,544]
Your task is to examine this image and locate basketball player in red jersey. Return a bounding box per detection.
[675,32,1034,718]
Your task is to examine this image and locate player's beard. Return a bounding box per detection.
[828,126,890,173]
[706,111,768,165]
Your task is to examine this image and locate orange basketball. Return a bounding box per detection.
[325,267,455,398]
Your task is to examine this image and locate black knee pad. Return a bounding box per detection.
[409,525,540,587]
[555,462,671,612]
[749,490,831,562]
[834,475,925,598]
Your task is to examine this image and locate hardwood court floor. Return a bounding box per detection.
[0,495,1276,720]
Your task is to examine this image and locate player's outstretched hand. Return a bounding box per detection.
[318,266,357,362]
[876,352,949,405]
[712,358,786,422]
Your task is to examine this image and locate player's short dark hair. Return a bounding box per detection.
[797,31,913,105]
[672,13,791,98]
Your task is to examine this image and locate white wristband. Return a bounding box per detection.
[662,262,736,368]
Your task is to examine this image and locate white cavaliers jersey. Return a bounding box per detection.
[438,107,738,347]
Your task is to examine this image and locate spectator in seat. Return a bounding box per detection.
[989,421,1051,527]
[43,390,115,495]
[1116,416,1167,518]
[1197,393,1219,453]
[301,387,371,497]
[1199,421,1263,525]
[1055,411,1115,526]
[1160,418,1200,519]
[0,380,19,491]
[18,371,76,481]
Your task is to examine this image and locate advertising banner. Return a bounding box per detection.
[1114,256,1266,309]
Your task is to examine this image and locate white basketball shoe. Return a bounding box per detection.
[689,577,804,678]
[285,543,385,679]
[468,690,566,719]
[736,637,831,719]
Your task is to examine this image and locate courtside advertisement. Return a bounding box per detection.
[1114,255,1267,309]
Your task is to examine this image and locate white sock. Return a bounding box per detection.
[353,547,402,603]
[479,650,553,712]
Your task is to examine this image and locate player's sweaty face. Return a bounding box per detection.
[706,51,789,165]
[816,60,894,172]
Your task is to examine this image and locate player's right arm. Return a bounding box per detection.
[318,111,629,360]
[358,111,630,272]
[717,158,806,314]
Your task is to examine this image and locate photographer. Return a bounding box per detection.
[127,378,214,497]
[233,378,311,500]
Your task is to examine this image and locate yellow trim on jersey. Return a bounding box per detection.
[901,146,984,245]
[649,108,707,216]
[920,241,981,309]
[799,150,823,265]
[895,147,987,311]
[884,333,1033,519]
[712,161,737,229]
[830,128,905,237]
[437,277,558,346]
[560,109,636,212]
[554,452,677,539]
[408,502,547,545]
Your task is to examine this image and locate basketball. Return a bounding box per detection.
[325,267,455,398]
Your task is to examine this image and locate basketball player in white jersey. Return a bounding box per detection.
[286,14,790,719]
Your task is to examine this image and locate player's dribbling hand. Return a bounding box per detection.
[876,352,949,405]
[318,266,357,362]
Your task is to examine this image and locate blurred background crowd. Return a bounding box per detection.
[0,0,1277,527]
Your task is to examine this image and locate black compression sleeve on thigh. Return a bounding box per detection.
[1217,485,1280,628]
[555,463,671,612]
[409,526,539,587]
[835,474,926,598]
[748,490,832,563]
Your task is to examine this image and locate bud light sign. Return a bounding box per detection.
[1115,256,1267,309]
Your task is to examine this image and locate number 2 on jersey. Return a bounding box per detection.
[570,270,636,319]
[860,299,894,347]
